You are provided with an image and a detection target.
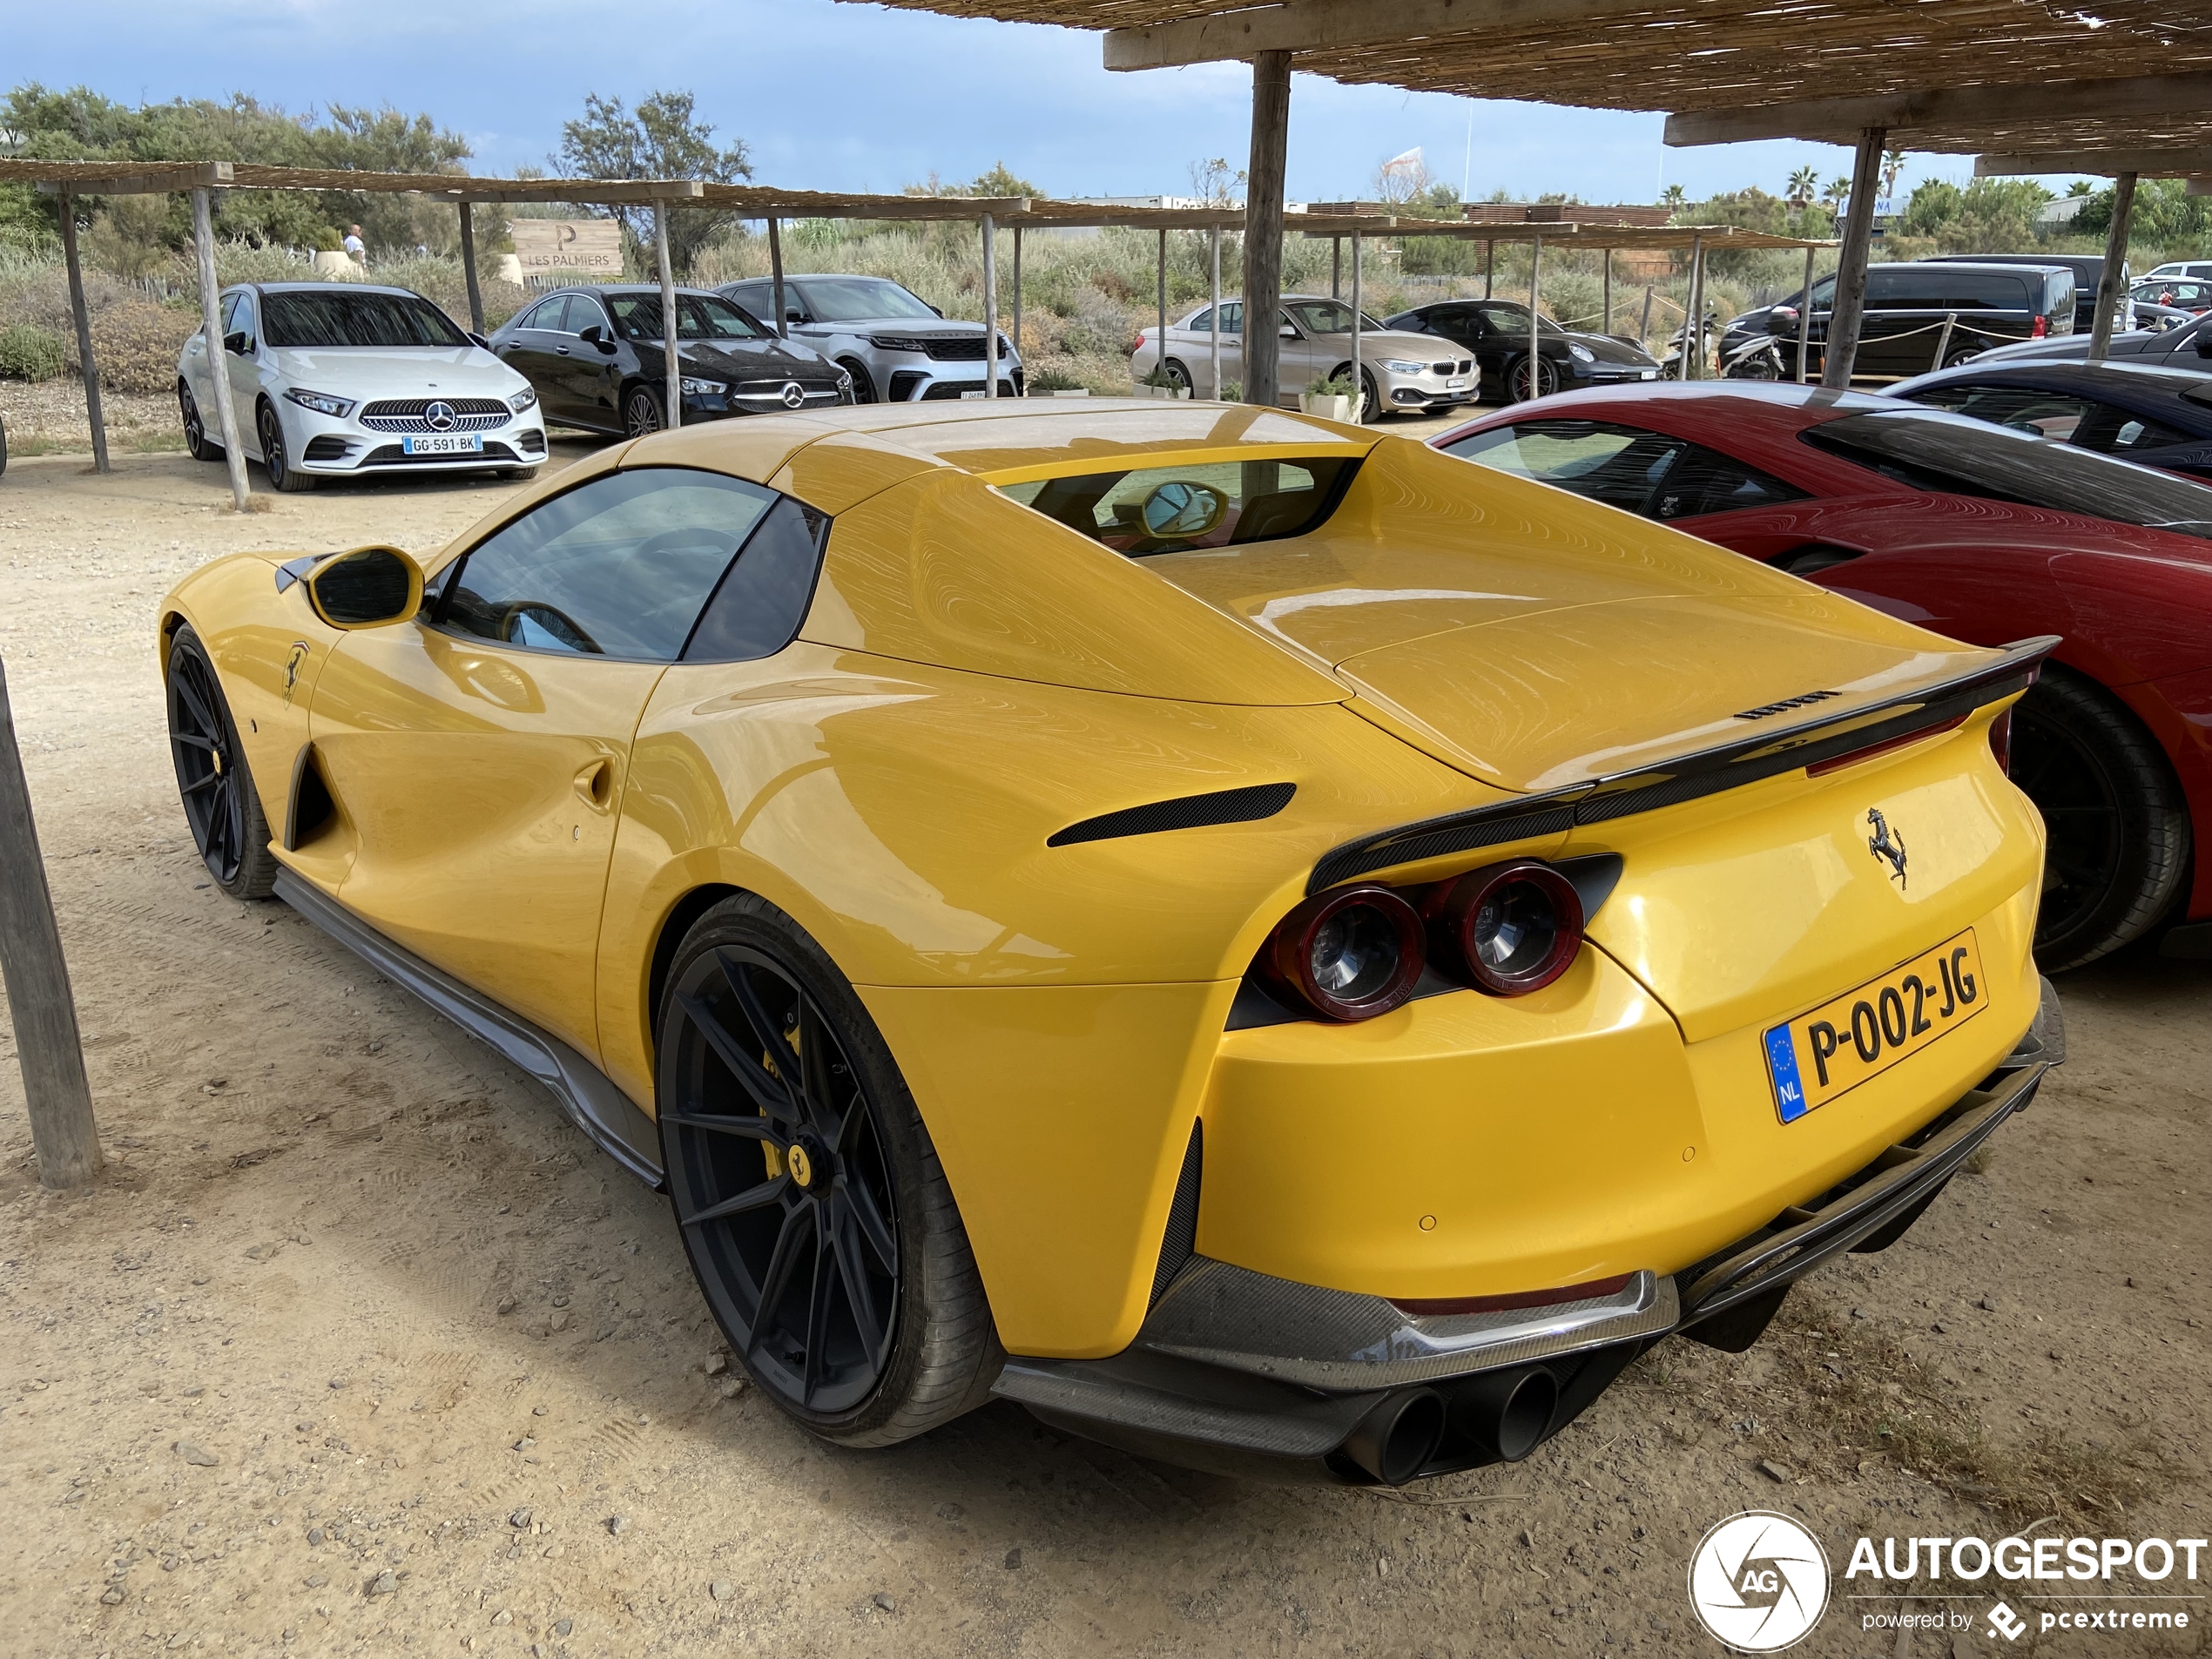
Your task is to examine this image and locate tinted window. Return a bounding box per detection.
[790,277,937,321]
[1473,302,1565,337]
[1440,419,1683,513]
[568,294,611,336]
[261,290,469,348]
[439,469,779,660]
[1866,269,2033,311]
[1000,456,1358,553]
[1651,445,1808,519]
[608,293,766,341]
[683,497,828,662]
[1902,384,2191,455]
[522,296,567,332]
[1217,302,1243,335]
[1802,410,2212,541]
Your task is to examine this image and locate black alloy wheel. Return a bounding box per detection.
[624,386,664,437]
[2009,670,2189,970]
[1509,354,1560,402]
[179,381,220,462]
[1163,358,1194,395]
[840,359,878,404]
[257,401,314,493]
[658,895,999,1445]
[1359,367,1383,424]
[165,626,278,900]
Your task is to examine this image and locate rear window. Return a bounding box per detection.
[1802,409,2212,540]
[999,456,1359,553]
[261,290,468,348]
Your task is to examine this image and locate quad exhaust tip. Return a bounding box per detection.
[1338,1366,1563,1485]
[1453,1365,1560,1464]
[1340,1388,1447,1486]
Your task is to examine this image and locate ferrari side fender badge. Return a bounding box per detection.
[1867,807,1908,888]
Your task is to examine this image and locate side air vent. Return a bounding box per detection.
[285,744,338,851]
[1047,782,1296,848]
[1149,1123,1204,1307]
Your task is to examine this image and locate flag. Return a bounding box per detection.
[1381,147,1425,178]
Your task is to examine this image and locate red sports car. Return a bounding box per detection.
[1432,384,2212,970]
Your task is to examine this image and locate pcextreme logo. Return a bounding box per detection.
[1688,1511,1831,1651]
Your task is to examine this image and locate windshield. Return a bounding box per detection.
[1285,299,1386,335]
[1000,456,1359,554]
[795,277,939,321]
[260,291,468,348]
[609,293,766,341]
[1802,409,2212,540]
[1474,301,1567,337]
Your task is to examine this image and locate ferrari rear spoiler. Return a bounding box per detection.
[1309,635,2058,894]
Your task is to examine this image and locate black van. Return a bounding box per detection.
[1925,253,2128,334]
[1722,260,2076,381]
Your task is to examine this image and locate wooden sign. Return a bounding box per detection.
[510,219,624,275]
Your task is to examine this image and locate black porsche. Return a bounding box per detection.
[489,285,851,436]
[1381,298,1661,403]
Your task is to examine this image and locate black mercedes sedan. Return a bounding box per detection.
[1885,359,2212,482]
[489,285,851,436]
[1380,298,1661,402]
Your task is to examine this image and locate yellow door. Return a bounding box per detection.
[307,623,664,1062]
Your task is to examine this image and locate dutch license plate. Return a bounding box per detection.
[1447,376,1469,389]
[401,433,483,455]
[1764,929,1987,1123]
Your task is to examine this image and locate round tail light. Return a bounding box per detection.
[1431,860,1585,995]
[1260,884,1425,1022]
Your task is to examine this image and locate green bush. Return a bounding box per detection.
[0,322,66,381]
[314,226,343,253]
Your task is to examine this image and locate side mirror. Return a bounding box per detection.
[223,331,250,355]
[302,546,424,631]
[466,331,491,350]
[1766,307,1800,335]
[785,307,805,323]
[1279,322,1299,339]
[1138,479,1228,540]
[577,323,603,344]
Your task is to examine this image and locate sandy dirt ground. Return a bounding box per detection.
[0,442,2206,1659]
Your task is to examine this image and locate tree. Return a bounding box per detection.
[1660,182,1688,213]
[1821,176,1851,212]
[1188,156,1245,204]
[1880,148,1907,205]
[1787,165,1818,207]
[556,91,752,280]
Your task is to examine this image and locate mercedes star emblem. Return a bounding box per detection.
[780,382,806,409]
[424,401,456,431]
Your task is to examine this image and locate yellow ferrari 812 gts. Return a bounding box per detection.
[159,401,2062,1485]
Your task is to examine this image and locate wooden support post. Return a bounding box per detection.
[2088,171,2139,364]
[457,201,486,335]
[767,217,786,340]
[1332,237,1341,300]
[1797,244,1815,382]
[1351,229,1363,418]
[57,189,108,475]
[982,212,1000,398]
[1602,248,1612,339]
[1011,225,1023,395]
[191,188,250,512]
[0,656,100,1190]
[1820,126,1887,390]
[1527,233,1542,400]
[1483,239,1494,300]
[1641,285,1655,354]
[1209,223,1223,399]
[1157,226,1170,391]
[1685,233,1705,380]
[655,202,680,430]
[1243,49,1291,408]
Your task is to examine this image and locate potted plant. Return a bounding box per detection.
[1298,372,1364,423]
[1025,367,1091,399]
[1133,365,1190,401]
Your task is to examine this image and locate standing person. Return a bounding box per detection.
[342,224,366,266]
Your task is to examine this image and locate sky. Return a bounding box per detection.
[12,0,2072,207]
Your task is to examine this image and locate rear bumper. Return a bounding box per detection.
[994,977,2060,1485]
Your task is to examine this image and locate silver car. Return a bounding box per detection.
[1132,294,1480,419]
[716,273,1021,404]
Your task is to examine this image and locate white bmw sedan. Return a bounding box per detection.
[176,283,548,491]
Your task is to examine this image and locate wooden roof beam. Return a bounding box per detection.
[1103,0,1649,71]
[1665,71,2212,146]
[1977,147,2212,179]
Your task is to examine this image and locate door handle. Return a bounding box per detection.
[574,758,616,812]
[556,346,572,356]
